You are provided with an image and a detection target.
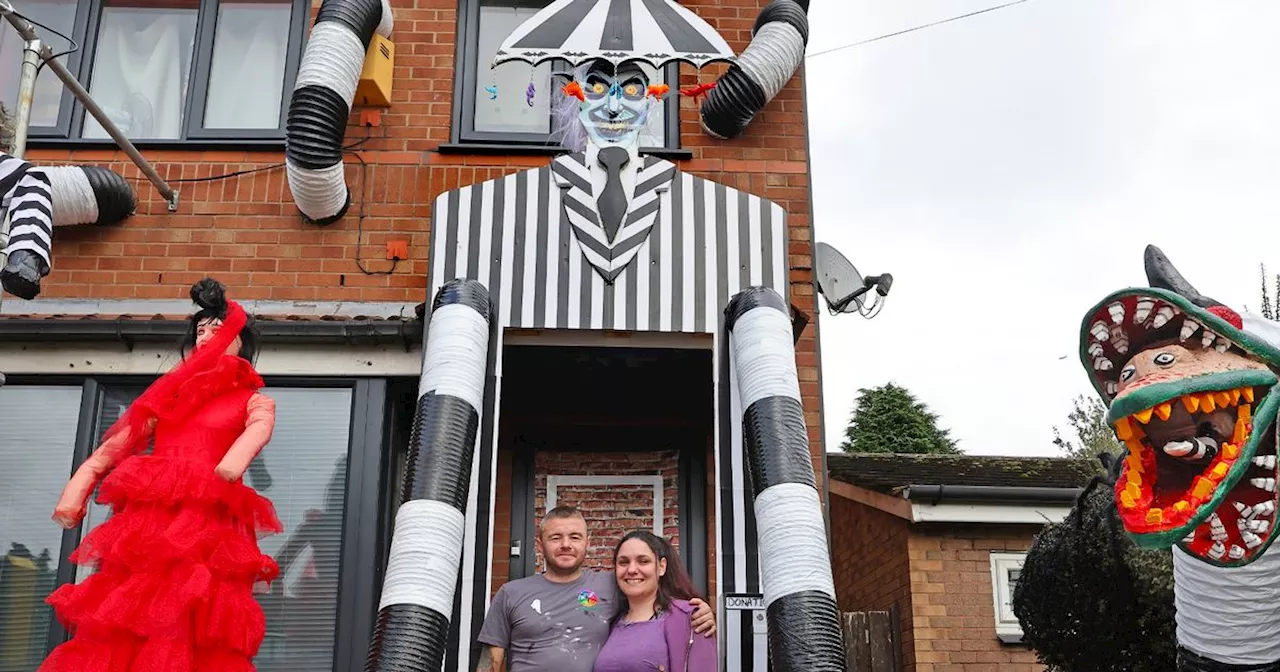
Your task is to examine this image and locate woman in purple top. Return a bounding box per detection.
[593,531,718,672]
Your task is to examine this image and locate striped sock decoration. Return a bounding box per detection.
[725,285,844,672]
[1,162,52,301]
[365,278,493,672]
[286,0,394,226]
[698,0,808,140]
[1,156,134,300]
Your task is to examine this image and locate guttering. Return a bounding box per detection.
[698,0,808,139]
[285,0,394,225]
[904,484,1084,506]
[0,317,422,348]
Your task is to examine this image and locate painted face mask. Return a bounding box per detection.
[1079,245,1280,566]
[576,61,651,148]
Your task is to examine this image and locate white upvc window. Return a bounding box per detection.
[989,551,1026,643]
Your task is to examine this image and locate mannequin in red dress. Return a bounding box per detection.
[41,278,283,672]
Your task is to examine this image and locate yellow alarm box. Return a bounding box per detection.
[355,34,394,107]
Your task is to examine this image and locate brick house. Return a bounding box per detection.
[827,453,1096,672]
[0,0,827,670]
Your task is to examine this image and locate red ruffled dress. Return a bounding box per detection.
[41,355,283,672]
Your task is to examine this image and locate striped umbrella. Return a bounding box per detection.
[493,0,735,69]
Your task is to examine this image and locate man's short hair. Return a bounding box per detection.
[539,506,585,537]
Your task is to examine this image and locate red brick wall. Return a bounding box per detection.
[24,0,827,606]
[531,450,681,573]
[24,0,825,463]
[829,496,914,663]
[906,524,1045,672]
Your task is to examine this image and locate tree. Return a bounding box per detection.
[1053,395,1123,460]
[840,382,960,454]
[1259,263,1280,321]
[1013,481,1176,672]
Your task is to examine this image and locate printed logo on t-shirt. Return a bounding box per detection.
[530,598,542,614]
[577,589,599,610]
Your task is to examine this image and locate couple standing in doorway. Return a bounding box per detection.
[478,506,718,671]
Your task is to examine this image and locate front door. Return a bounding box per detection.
[498,344,712,593]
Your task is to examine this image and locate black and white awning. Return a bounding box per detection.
[492,0,735,70]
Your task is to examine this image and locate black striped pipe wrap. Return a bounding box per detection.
[364,604,451,672]
[79,166,135,225]
[699,0,809,140]
[724,283,790,330]
[753,0,809,43]
[400,392,480,511]
[364,276,492,672]
[286,87,350,170]
[766,591,846,670]
[316,0,383,46]
[742,396,816,497]
[285,0,388,225]
[433,276,493,316]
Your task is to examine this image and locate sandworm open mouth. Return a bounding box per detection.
[1082,288,1280,565]
[1113,382,1278,563]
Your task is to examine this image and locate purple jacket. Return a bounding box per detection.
[663,599,718,672]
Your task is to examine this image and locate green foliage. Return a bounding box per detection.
[1260,264,1280,322]
[1053,395,1123,461]
[839,382,960,454]
[1013,484,1176,672]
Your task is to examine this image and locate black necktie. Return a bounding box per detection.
[596,146,630,243]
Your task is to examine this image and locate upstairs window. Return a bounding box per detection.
[0,0,308,143]
[451,0,680,152]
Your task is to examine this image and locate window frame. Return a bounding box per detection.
[989,551,1026,644]
[21,0,311,147]
[3,373,394,670]
[446,0,686,157]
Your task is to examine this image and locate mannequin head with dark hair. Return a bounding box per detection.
[182,277,258,362]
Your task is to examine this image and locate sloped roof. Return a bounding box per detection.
[826,452,1098,495]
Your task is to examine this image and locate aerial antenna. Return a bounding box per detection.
[813,242,893,319]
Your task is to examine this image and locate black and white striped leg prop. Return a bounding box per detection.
[726,286,844,671]
[1,167,53,301]
[365,278,493,672]
[286,0,393,226]
[699,0,808,140]
[43,165,136,228]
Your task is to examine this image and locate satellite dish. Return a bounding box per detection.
[814,242,893,318]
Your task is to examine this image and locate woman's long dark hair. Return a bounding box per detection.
[181,277,258,362]
[612,530,701,621]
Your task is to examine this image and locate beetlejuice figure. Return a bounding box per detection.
[1078,245,1280,671]
[547,59,676,283]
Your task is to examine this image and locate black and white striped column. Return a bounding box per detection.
[699,0,808,140]
[725,285,844,672]
[365,278,492,672]
[286,0,393,226]
[42,165,136,228]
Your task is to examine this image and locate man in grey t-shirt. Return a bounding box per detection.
[478,506,714,671]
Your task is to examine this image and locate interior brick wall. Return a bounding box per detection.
[532,450,681,573]
[905,524,1045,672]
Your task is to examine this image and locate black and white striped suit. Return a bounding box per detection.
[422,150,801,671]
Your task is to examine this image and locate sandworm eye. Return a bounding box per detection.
[1120,365,1137,382]
[1154,352,1176,366]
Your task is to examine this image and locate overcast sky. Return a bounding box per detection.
[806,0,1280,457]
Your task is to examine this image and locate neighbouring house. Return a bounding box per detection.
[0,0,825,670]
[827,452,1097,672]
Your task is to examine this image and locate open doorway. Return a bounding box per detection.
[497,343,714,596]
